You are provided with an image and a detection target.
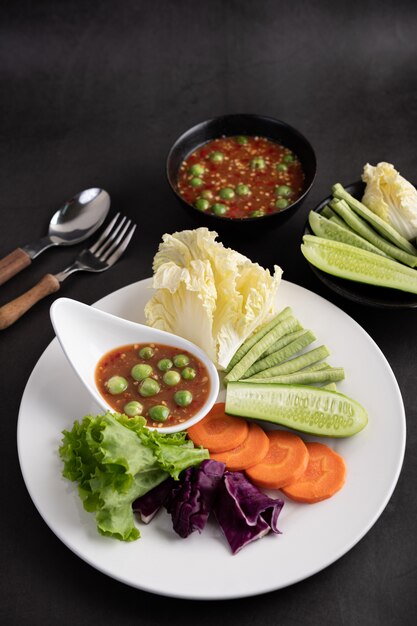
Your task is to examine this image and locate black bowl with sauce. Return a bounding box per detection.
[166,114,317,228]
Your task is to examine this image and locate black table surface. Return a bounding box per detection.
[1,1,416,624]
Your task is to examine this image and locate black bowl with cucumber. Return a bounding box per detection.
[302,181,417,309]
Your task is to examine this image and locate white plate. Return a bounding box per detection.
[17,279,406,600]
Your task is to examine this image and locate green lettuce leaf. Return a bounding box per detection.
[136,424,209,479]
[59,412,209,541]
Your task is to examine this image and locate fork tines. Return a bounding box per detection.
[90,213,137,265]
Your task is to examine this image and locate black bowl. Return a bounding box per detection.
[303,181,417,309]
[166,114,317,228]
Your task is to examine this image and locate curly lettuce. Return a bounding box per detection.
[59,412,208,541]
[362,162,417,241]
[144,228,282,369]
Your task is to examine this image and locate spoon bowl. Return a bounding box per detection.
[50,297,220,434]
[27,188,111,257]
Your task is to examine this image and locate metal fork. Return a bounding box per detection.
[0,214,136,330]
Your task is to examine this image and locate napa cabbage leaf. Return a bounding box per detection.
[362,162,417,241]
[144,228,282,369]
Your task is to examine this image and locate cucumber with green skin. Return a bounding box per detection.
[302,235,417,295]
[225,381,368,437]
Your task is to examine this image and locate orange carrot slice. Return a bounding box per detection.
[245,430,309,489]
[210,423,270,471]
[281,442,346,503]
[187,402,249,453]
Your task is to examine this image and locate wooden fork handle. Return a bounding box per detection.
[0,248,32,286]
[0,273,60,330]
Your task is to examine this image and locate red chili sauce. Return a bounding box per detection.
[95,343,210,428]
[177,135,305,219]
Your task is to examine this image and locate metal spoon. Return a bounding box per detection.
[0,188,111,286]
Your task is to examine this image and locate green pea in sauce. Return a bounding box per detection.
[95,343,210,428]
[177,135,305,219]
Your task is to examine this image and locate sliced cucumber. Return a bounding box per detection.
[225,381,368,437]
[309,211,390,258]
[302,235,417,294]
[332,183,417,255]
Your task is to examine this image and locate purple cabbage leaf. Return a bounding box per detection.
[213,471,284,554]
[132,477,176,523]
[166,459,225,538]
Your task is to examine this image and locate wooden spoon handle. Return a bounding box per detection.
[0,248,32,286]
[0,274,60,330]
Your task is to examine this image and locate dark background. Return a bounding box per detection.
[1,1,417,624]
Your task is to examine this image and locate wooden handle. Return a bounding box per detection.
[0,248,32,286]
[0,274,60,330]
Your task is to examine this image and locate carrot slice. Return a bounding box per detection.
[210,423,270,471]
[187,402,249,453]
[281,442,346,503]
[245,430,309,489]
